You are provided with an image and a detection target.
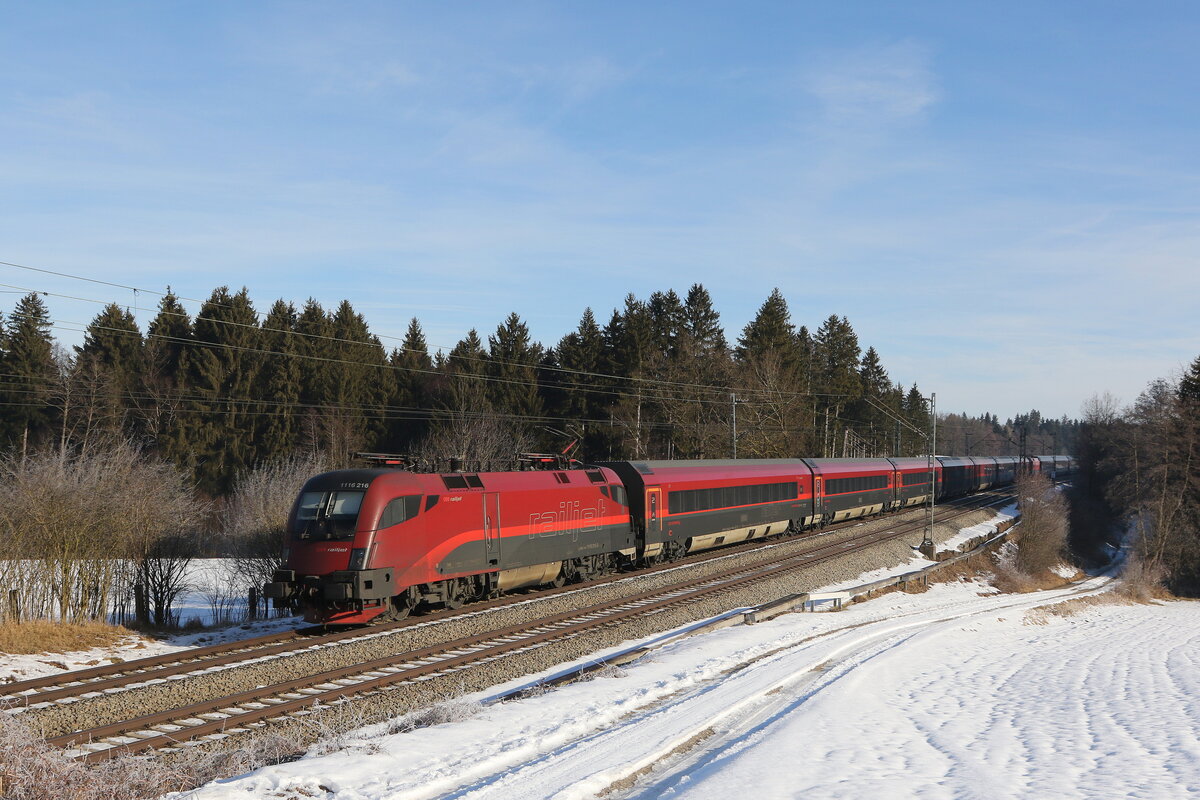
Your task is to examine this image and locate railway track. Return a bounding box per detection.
[34,492,1011,761]
[2,491,1002,714]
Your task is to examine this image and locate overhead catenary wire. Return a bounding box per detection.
[0,259,935,454]
[0,260,874,402]
[0,292,862,410]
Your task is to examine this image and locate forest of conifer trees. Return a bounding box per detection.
[0,284,1074,498]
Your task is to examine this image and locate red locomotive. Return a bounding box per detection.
[264,453,1072,625]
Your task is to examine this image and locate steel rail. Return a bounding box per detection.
[7,491,1003,711]
[53,494,1009,761]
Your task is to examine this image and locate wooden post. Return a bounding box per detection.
[7,589,19,623]
[248,587,259,620]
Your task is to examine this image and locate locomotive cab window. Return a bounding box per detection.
[379,495,422,529]
[293,490,365,540]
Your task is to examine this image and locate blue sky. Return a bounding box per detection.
[1,1,1197,420]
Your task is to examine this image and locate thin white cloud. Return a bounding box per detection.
[804,40,939,128]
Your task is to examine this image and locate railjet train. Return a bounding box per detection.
[264,454,1073,625]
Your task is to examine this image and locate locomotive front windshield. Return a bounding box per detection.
[293,490,365,539]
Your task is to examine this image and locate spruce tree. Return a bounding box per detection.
[142,290,192,463]
[258,299,301,460]
[389,317,435,449]
[329,299,392,454]
[0,293,58,450]
[295,299,335,409]
[683,284,727,356]
[903,383,931,455]
[851,345,892,454]
[186,287,262,494]
[607,295,654,378]
[555,308,603,419]
[648,290,686,358]
[77,303,143,390]
[736,289,799,365]
[445,328,489,413]
[1180,354,1200,403]
[486,313,543,424]
[73,303,144,444]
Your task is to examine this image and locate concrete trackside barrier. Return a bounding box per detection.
[850,515,1022,603]
[492,511,1023,702]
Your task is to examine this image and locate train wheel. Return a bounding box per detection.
[561,559,583,585]
[444,578,466,610]
[389,587,417,620]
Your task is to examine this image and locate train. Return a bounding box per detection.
[263,453,1074,625]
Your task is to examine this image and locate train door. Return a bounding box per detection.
[482,493,501,567]
[813,476,823,521]
[646,488,662,543]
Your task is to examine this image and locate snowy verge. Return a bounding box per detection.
[170,575,1148,800]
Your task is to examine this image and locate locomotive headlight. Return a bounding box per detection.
[281,547,290,563]
[348,548,368,571]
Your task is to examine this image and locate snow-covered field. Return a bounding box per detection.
[174,578,1200,799]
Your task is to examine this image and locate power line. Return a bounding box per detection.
[3,299,857,411]
[0,261,860,401]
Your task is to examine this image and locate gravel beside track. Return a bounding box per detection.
[32,501,1005,746]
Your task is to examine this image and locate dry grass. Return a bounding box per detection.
[992,566,1079,594]
[1023,592,1137,625]
[1115,553,1174,602]
[0,621,138,655]
[0,711,304,799]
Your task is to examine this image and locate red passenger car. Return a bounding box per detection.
[599,459,815,559]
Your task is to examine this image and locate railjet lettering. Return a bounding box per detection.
[528,500,603,539]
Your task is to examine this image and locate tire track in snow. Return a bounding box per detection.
[430,576,1116,800]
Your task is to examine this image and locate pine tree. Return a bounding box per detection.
[71,303,144,444]
[736,289,799,365]
[1180,354,1200,403]
[486,313,543,424]
[683,283,727,356]
[77,303,143,390]
[258,299,302,460]
[903,383,931,455]
[0,293,58,450]
[555,308,603,419]
[186,287,262,494]
[812,314,862,454]
[648,289,686,359]
[444,328,489,414]
[295,299,334,409]
[850,345,892,454]
[327,299,392,456]
[389,317,435,450]
[142,290,192,463]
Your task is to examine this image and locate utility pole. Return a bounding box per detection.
[920,392,937,559]
[860,392,939,558]
[1019,424,1027,475]
[731,393,738,459]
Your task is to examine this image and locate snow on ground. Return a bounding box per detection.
[0,615,297,685]
[0,557,296,684]
[938,502,1017,553]
[175,576,1200,799]
[8,511,1200,799]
